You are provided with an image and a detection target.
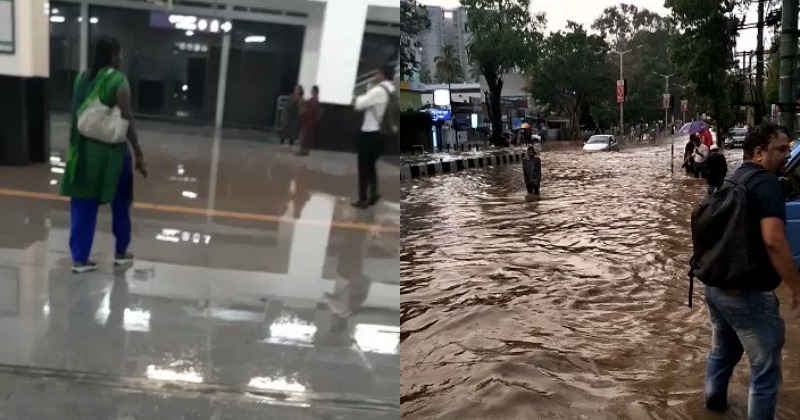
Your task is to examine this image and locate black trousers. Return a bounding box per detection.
[357,131,385,201]
[526,182,540,195]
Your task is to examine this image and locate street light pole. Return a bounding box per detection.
[677,83,690,123]
[657,73,675,130]
[613,50,632,141]
[657,72,676,173]
[613,49,631,142]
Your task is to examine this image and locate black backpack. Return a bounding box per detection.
[688,168,766,307]
[370,85,400,140]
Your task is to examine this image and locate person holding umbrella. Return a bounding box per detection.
[677,120,709,137]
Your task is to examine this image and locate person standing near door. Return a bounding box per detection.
[297,85,320,156]
[60,37,148,273]
[351,65,395,209]
[280,85,303,146]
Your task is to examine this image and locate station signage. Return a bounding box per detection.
[427,108,452,121]
[150,12,232,33]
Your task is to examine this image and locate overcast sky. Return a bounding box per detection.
[417,0,760,58]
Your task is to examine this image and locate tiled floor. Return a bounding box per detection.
[0,116,399,417]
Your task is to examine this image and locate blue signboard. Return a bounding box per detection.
[428,108,452,121]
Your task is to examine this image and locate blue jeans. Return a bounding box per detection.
[705,286,785,420]
[69,150,133,264]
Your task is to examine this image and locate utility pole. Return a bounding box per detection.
[755,0,766,124]
[613,48,637,142]
[779,0,797,135]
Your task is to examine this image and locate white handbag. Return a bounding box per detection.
[77,69,130,144]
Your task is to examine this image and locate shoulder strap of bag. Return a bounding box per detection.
[78,68,115,115]
[368,84,392,125]
[724,166,766,191]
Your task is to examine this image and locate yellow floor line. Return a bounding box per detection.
[0,188,399,234]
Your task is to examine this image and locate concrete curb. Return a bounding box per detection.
[400,151,526,180]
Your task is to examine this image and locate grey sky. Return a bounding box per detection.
[417,0,759,56]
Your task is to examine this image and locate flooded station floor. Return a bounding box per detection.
[401,141,800,419]
[0,116,399,418]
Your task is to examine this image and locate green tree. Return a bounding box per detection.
[467,62,483,83]
[666,0,740,143]
[530,22,614,139]
[461,0,544,145]
[419,62,433,84]
[592,3,667,49]
[623,27,688,125]
[401,0,431,80]
[434,44,464,83]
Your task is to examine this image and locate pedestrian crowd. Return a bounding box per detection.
[683,128,728,195]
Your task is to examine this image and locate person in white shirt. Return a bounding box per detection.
[351,64,395,209]
[693,136,710,179]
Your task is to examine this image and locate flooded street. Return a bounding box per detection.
[401,141,800,419]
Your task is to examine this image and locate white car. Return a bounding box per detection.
[583,135,619,152]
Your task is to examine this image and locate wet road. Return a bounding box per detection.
[401,141,800,419]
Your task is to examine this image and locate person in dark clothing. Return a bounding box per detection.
[522,146,542,195]
[280,85,303,146]
[701,122,800,419]
[683,135,697,175]
[704,143,727,194]
[296,85,320,156]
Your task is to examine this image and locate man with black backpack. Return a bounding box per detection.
[351,64,398,209]
[690,122,800,419]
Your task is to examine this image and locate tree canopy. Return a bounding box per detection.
[461,0,545,144]
[434,45,464,83]
[592,3,667,50]
[529,22,614,138]
[666,0,740,140]
[400,0,431,80]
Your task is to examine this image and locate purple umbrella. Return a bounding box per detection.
[678,121,709,136]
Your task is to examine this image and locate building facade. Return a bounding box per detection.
[418,6,470,83]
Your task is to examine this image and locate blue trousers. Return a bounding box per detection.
[704,286,785,420]
[69,151,133,264]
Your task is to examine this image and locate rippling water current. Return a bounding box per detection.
[401,141,800,420]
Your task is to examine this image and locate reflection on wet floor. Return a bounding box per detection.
[0,116,399,416]
[401,141,800,419]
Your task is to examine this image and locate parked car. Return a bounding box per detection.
[784,140,800,267]
[725,127,748,148]
[583,135,619,152]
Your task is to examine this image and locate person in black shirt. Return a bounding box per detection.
[704,143,727,194]
[683,135,697,175]
[702,122,800,418]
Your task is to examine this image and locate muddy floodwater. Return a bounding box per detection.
[401,141,800,419]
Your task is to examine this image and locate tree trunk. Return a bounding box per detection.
[572,102,583,140]
[485,73,505,146]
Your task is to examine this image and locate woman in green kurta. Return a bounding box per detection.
[60,37,147,273]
